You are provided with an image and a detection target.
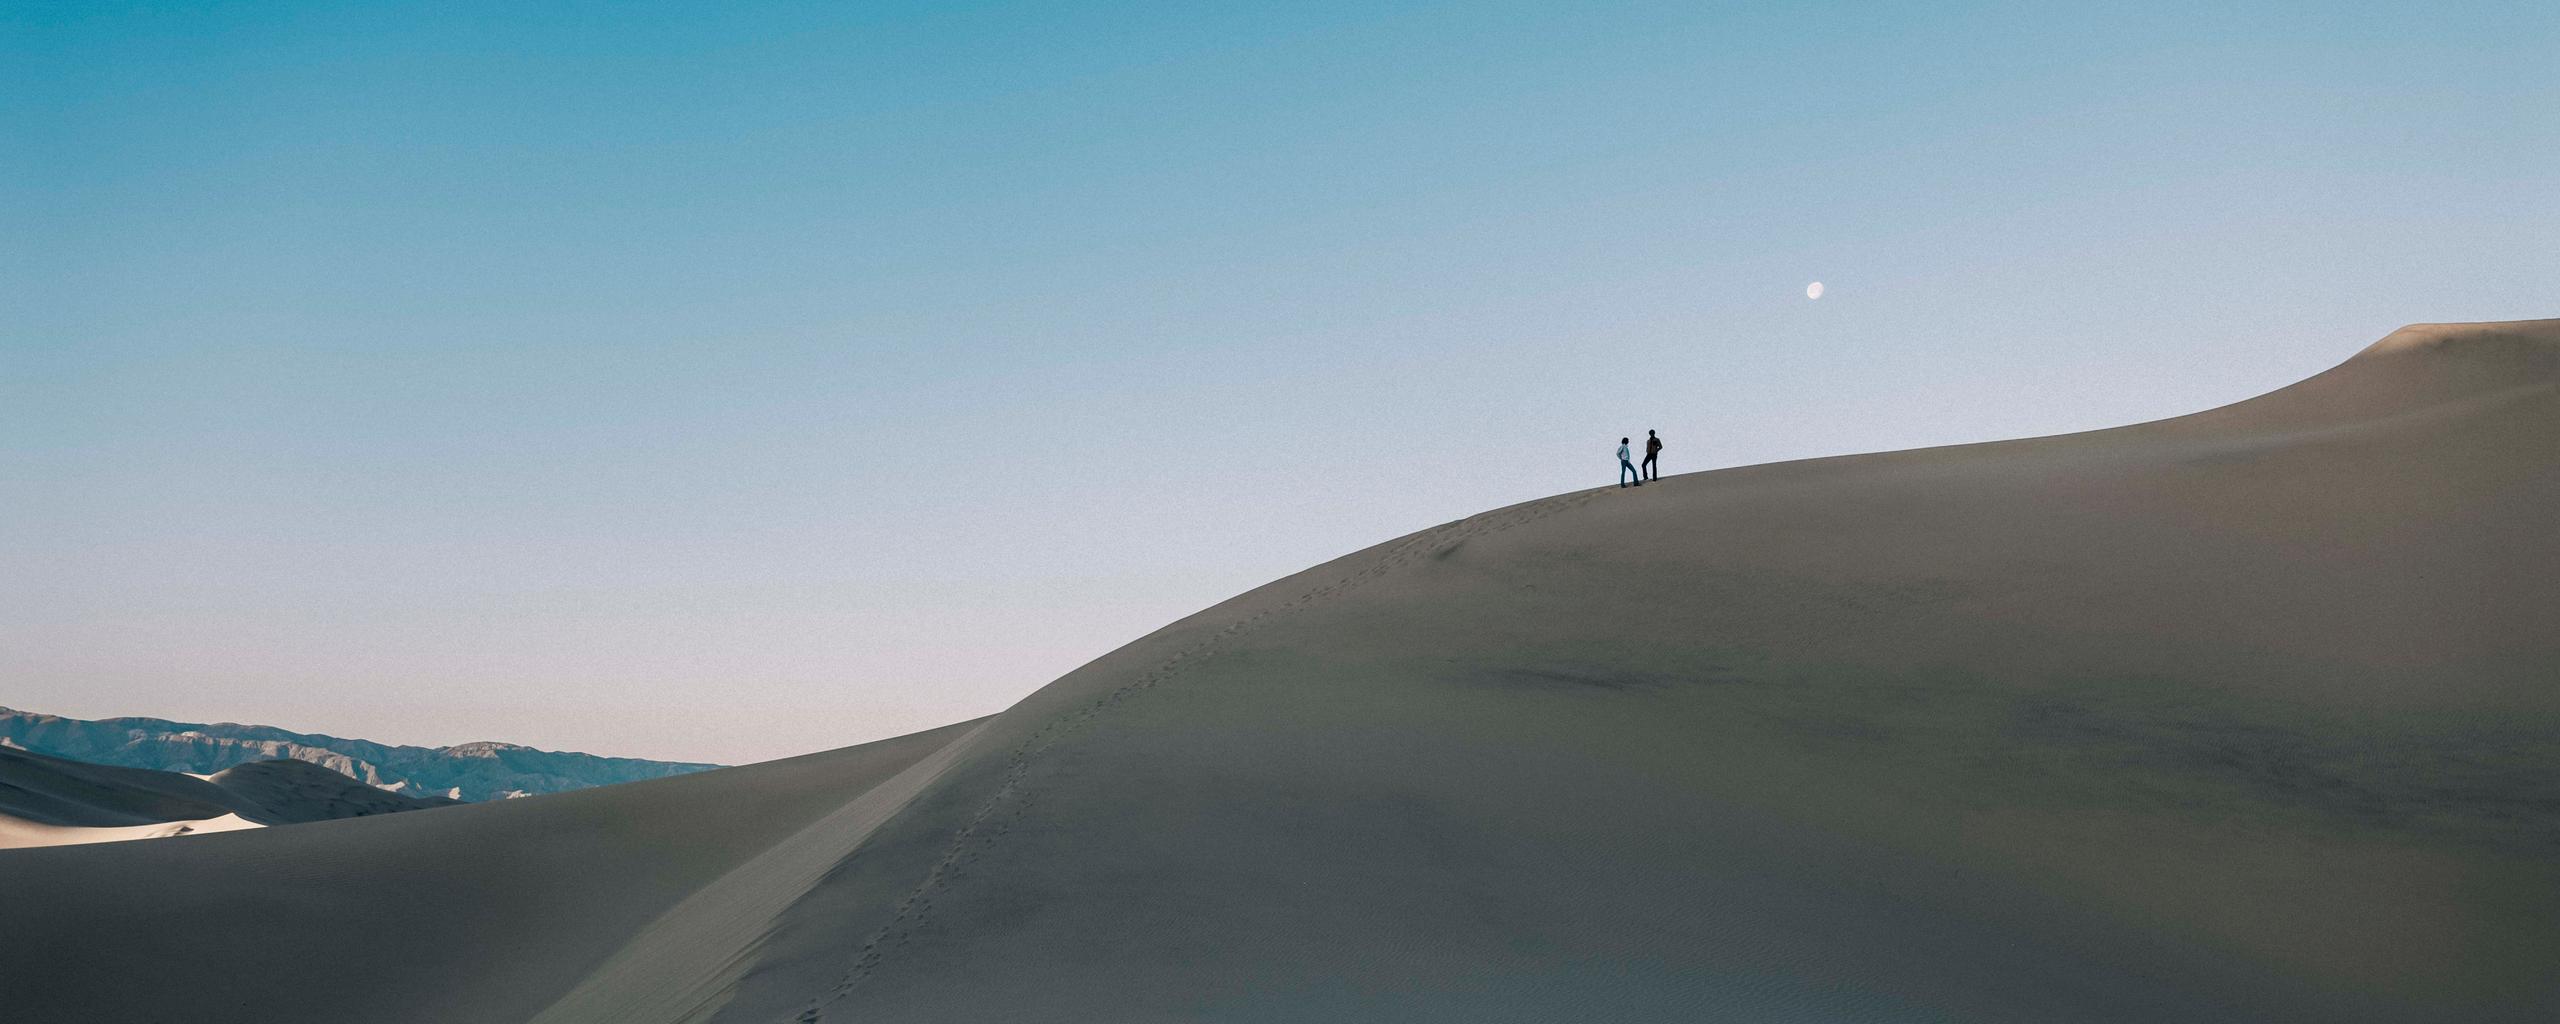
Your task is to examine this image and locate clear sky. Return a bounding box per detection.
[4,2,2553,764]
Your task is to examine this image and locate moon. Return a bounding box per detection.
[1806,281,1825,300]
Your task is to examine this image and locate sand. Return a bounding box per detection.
[0,721,982,1020]
[0,811,266,849]
[0,744,273,833]
[0,743,455,850]
[1,320,2552,1023]
[0,705,718,800]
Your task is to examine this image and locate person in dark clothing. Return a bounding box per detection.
[1642,429,1663,481]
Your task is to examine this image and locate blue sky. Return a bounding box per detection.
[4,2,2554,763]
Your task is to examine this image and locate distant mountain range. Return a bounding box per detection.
[0,706,720,801]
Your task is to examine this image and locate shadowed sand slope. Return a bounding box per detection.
[0,720,983,1022]
[6,321,2556,1023]
[0,745,270,829]
[0,745,272,848]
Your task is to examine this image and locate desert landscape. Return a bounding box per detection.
[0,705,728,850]
[0,742,454,849]
[4,320,2551,1022]
[0,705,718,801]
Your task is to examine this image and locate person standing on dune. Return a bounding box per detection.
[1642,429,1663,481]
[1619,437,1644,487]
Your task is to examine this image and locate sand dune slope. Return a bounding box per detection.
[5,320,2554,1023]
[200,758,461,823]
[0,744,270,830]
[0,721,981,1021]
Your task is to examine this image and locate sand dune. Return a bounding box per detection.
[0,706,719,800]
[0,744,269,830]
[0,744,454,849]
[0,720,982,1020]
[0,810,265,849]
[1,320,2552,1023]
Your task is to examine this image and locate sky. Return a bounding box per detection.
[4,1,2554,765]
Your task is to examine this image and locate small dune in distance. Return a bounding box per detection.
[0,742,456,849]
[0,706,722,850]
[0,705,720,802]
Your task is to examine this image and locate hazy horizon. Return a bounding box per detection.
[7,2,2555,764]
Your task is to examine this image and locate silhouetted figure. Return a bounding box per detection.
[1642,429,1662,481]
[1619,438,1644,487]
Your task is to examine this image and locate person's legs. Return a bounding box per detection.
[1620,459,1637,486]
[1642,453,1657,480]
